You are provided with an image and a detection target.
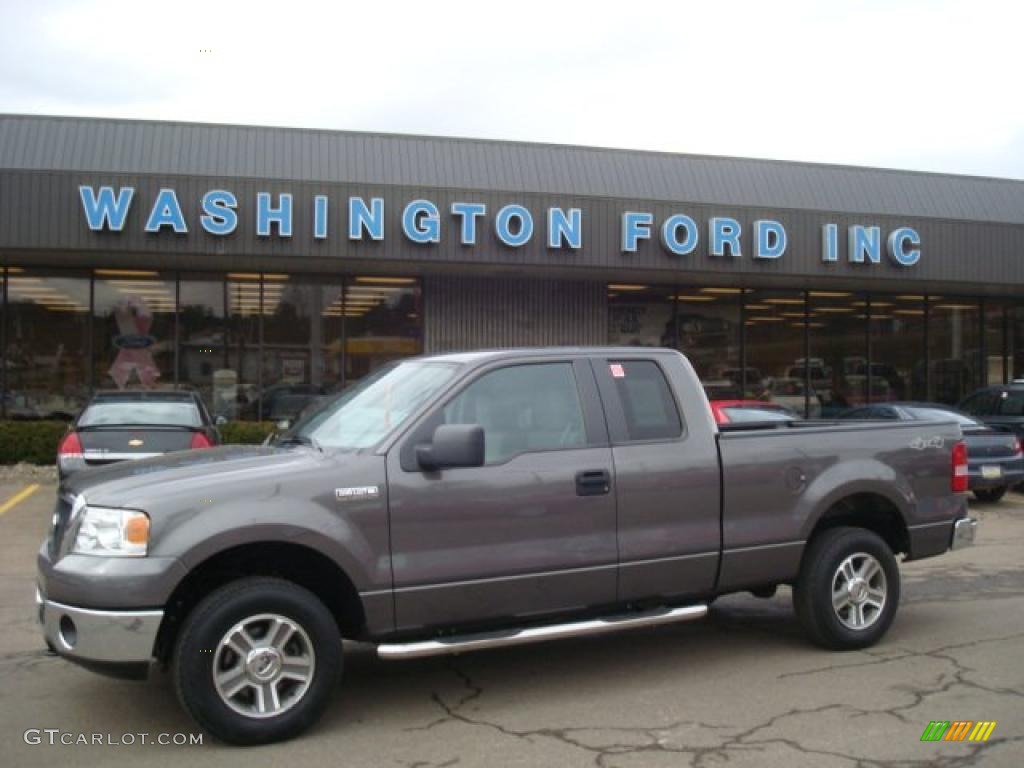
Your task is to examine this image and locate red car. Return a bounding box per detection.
[709,399,799,425]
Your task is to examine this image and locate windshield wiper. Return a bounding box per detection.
[275,434,324,453]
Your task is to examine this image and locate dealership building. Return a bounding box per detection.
[1,114,1023,421]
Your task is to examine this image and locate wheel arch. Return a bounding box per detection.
[154,541,368,665]
[804,491,911,562]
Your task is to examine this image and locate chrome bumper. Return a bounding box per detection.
[37,590,163,663]
[951,516,977,551]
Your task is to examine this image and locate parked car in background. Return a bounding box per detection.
[959,384,1024,439]
[839,401,1024,502]
[718,367,764,398]
[839,375,893,406]
[701,379,743,401]
[239,383,328,422]
[709,399,799,425]
[761,377,822,418]
[57,390,219,481]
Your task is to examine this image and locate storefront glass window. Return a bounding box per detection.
[743,290,811,415]
[672,287,741,398]
[93,269,175,391]
[4,268,91,420]
[808,291,867,416]
[1,268,5,417]
[982,300,1010,386]
[1013,305,1024,381]
[178,274,227,420]
[260,274,331,421]
[870,294,927,403]
[343,277,423,383]
[928,297,981,405]
[226,275,262,420]
[319,284,345,393]
[607,284,675,348]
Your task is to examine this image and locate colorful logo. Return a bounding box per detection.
[920,721,997,742]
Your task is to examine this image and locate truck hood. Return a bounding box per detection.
[61,444,329,508]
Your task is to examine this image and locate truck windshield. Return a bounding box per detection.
[289,361,459,450]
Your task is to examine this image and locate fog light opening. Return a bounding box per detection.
[59,615,77,650]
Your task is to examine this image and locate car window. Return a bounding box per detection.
[608,360,683,441]
[722,406,795,423]
[79,401,202,427]
[1000,392,1024,416]
[960,392,998,416]
[442,363,586,464]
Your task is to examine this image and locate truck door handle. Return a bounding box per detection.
[576,469,611,496]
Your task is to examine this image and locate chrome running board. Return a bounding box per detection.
[377,604,708,660]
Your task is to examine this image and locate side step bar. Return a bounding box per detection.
[377,604,708,660]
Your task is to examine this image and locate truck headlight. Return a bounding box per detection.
[72,506,150,557]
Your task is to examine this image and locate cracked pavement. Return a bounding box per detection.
[1,482,1022,766]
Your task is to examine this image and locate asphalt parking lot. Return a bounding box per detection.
[1,481,1022,767]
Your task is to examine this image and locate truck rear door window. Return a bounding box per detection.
[608,360,683,441]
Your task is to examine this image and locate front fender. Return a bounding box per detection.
[150,496,391,596]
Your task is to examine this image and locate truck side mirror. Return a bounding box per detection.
[416,424,485,470]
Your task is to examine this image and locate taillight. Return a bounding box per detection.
[951,440,969,493]
[190,432,213,450]
[58,431,83,457]
[1015,437,1024,457]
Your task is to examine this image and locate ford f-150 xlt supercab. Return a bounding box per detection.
[37,348,977,744]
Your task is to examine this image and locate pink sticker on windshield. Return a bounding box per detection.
[610,364,625,378]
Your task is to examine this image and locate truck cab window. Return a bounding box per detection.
[443,363,586,463]
[609,360,683,441]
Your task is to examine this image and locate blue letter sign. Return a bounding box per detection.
[886,227,921,266]
[256,193,293,237]
[80,185,134,231]
[200,190,238,236]
[145,188,188,233]
[754,220,786,259]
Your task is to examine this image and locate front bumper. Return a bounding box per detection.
[37,589,162,662]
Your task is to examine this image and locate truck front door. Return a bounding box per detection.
[386,359,616,632]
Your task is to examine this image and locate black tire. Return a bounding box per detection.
[793,526,900,651]
[973,487,1007,503]
[173,577,342,745]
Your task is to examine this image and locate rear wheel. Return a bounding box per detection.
[793,526,900,650]
[173,577,341,745]
[973,487,1007,503]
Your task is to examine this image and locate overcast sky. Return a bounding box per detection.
[1,0,1021,179]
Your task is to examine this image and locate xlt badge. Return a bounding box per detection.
[335,486,380,501]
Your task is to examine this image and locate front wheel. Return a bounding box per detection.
[793,527,900,650]
[973,487,1007,503]
[173,577,342,745]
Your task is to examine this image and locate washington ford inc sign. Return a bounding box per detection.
[79,185,922,266]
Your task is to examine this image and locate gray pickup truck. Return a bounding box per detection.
[38,348,976,744]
